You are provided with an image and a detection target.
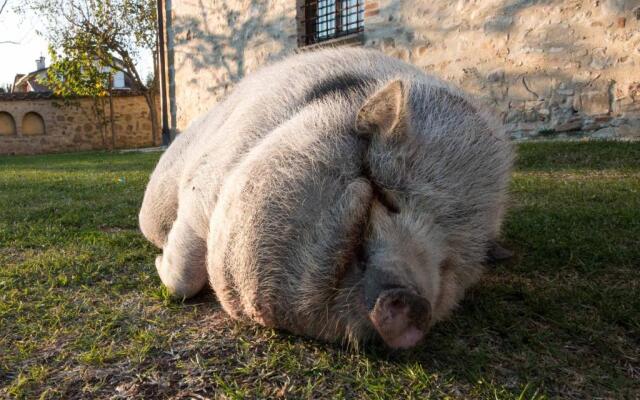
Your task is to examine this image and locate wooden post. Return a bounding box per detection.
[108,73,116,150]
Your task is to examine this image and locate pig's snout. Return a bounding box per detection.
[369,288,431,349]
[363,268,432,348]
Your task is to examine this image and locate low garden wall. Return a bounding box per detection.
[0,92,160,155]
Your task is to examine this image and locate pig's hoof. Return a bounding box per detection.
[485,241,514,264]
[247,302,276,328]
[154,254,201,299]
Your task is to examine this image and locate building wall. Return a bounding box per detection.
[164,0,299,131]
[0,95,160,155]
[164,0,640,139]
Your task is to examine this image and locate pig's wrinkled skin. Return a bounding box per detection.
[139,48,513,349]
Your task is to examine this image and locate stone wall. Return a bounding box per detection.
[164,0,640,140]
[0,93,160,155]
[164,0,299,131]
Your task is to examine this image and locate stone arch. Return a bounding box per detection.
[22,112,46,136]
[0,112,17,136]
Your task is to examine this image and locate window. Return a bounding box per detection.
[0,112,17,136]
[298,0,364,46]
[113,71,126,89]
[22,112,46,136]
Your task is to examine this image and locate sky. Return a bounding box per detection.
[0,6,49,87]
[0,3,153,88]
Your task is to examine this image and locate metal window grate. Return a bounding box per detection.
[298,0,365,46]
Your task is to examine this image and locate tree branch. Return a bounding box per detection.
[0,0,9,15]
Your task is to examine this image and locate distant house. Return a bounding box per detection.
[1,56,160,155]
[12,57,49,93]
[12,56,134,93]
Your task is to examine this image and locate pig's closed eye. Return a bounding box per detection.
[376,188,400,214]
[360,160,400,213]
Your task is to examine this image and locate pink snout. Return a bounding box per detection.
[369,288,431,349]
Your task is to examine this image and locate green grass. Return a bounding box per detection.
[1,142,639,399]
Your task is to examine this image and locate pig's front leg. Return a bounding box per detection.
[293,178,374,336]
[207,177,373,335]
[155,215,208,298]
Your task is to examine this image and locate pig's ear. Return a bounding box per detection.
[356,80,406,138]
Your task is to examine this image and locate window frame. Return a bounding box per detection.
[296,0,365,48]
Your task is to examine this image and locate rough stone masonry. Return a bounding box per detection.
[0,93,160,155]
[161,0,640,140]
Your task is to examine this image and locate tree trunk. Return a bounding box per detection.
[144,91,159,147]
[108,89,116,150]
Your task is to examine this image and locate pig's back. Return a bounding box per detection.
[176,49,426,235]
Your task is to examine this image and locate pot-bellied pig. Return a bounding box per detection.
[139,48,513,349]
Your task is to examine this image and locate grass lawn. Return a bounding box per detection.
[1,142,639,399]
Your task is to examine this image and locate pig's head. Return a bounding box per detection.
[351,79,490,348]
[361,201,446,349]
